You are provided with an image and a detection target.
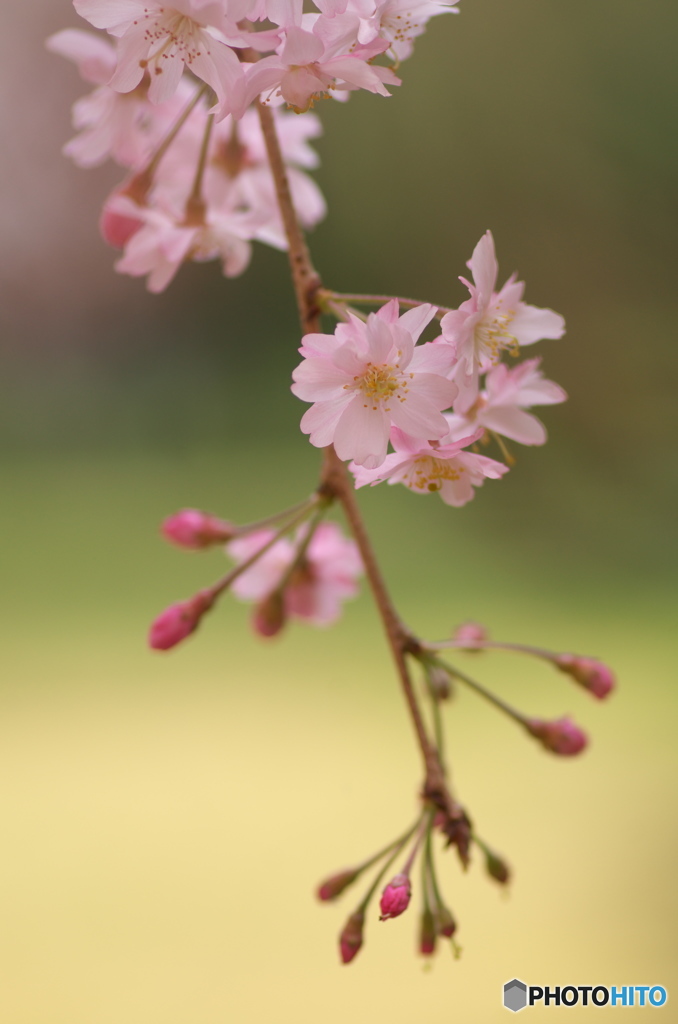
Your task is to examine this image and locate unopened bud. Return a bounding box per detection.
[436,905,457,938]
[252,590,286,637]
[379,873,412,920]
[339,910,365,964]
[419,908,437,956]
[526,716,588,756]
[148,590,214,651]
[555,654,615,699]
[100,201,143,248]
[162,509,236,549]
[316,868,360,902]
[452,621,487,649]
[484,849,511,885]
[427,664,452,700]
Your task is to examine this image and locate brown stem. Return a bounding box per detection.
[327,290,454,318]
[256,102,321,334]
[255,100,443,787]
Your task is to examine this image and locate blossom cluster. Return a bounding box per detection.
[48,0,456,289]
[49,0,617,974]
[48,26,327,291]
[66,0,456,115]
[150,506,363,648]
[292,231,566,504]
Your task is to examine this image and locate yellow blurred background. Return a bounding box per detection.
[1,0,676,1020]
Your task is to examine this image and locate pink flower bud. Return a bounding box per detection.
[555,654,615,699]
[148,591,214,651]
[453,620,487,648]
[379,873,412,920]
[252,590,286,637]
[316,868,360,902]
[419,908,437,956]
[526,716,588,756]
[100,203,143,248]
[437,906,457,938]
[339,910,365,965]
[161,509,236,549]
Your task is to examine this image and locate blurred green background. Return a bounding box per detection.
[1,0,676,1020]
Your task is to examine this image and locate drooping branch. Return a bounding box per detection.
[256,99,443,785]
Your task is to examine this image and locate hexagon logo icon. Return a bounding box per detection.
[503,979,528,1012]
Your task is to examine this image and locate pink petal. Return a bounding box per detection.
[388,386,450,439]
[300,395,349,447]
[334,398,390,467]
[46,29,117,83]
[108,28,149,92]
[408,340,455,375]
[365,314,396,364]
[147,50,186,104]
[467,230,498,306]
[291,357,351,400]
[375,298,400,324]
[280,26,324,63]
[397,303,437,342]
[73,0,142,33]
[510,303,566,345]
[479,406,547,445]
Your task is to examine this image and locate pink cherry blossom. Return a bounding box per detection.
[353,0,459,62]
[47,29,189,168]
[245,17,400,112]
[110,196,254,291]
[73,0,247,117]
[444,357,567,446]
[292,300,457,468]
[227,522,363,628]
[441,231,566,412]
[351,426,508,506]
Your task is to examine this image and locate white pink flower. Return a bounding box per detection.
[441,231,566,412]
[352,0,459,61]
[245,16,400,112]
[47,29,182,168]
[110,196,254,291]
[444,357,567,446]
[351,426,508,506]
[227,522,362,628]
[73,0,247,117]
[292,300,457,468]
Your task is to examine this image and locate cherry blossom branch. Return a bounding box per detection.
[256,101,321,334]
[321,290,455,319]
[256,98,443,787]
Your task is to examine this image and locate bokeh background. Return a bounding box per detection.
[1,0,676,1020]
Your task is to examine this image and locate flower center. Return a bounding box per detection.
[383,9,425,45]
[347,362,412,412]
[404,456,463,491]
[137,10,206,69]
[474,308,518,362]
